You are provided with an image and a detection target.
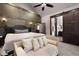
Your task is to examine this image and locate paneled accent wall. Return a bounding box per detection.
[0,3,41,27]
[63,8,79,46]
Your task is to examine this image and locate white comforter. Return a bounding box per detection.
[2,32,45,53]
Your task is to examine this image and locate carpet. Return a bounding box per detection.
[58,42,79,56]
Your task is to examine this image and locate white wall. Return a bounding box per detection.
[41,4,79,35]
[42,15,50,35]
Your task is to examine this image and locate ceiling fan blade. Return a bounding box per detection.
[42,7,45,11]
[46,4,54,8]
[34,3,42,7]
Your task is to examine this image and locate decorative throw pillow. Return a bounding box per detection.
[22,39,32,52]
[47,39,58,46]
[32,38,40,51]
[42,36,48,46]
[38,37,44,48]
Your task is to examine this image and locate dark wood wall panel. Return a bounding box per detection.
[63,8,79,46]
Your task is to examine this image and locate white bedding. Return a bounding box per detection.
[2,32,45,52]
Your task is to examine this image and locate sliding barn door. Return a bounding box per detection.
[63,8,79,46]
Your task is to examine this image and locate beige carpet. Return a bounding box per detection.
[58,42,79,56]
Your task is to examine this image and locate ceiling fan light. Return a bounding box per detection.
[41,3,46,7]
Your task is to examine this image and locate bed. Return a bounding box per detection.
[1,32,45,55]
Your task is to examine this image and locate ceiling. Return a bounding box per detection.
[14,3,79,17]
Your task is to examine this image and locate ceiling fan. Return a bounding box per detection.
[34,3,54,11]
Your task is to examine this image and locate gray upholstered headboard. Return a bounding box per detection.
[12,25,31,33]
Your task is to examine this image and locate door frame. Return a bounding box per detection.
[50,12,69,35]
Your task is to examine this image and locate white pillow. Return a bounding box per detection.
[38,37,44,48]
[22,39,32,52]
[42,36,48,46]
[32,38,40,51]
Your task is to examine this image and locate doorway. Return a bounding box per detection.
[50,15,63,37]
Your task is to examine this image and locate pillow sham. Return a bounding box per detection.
[22,39,32,52]
[42,36,48,46]
[32,38,40,51]
[38,37,44,48]
[47,39,58,46]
